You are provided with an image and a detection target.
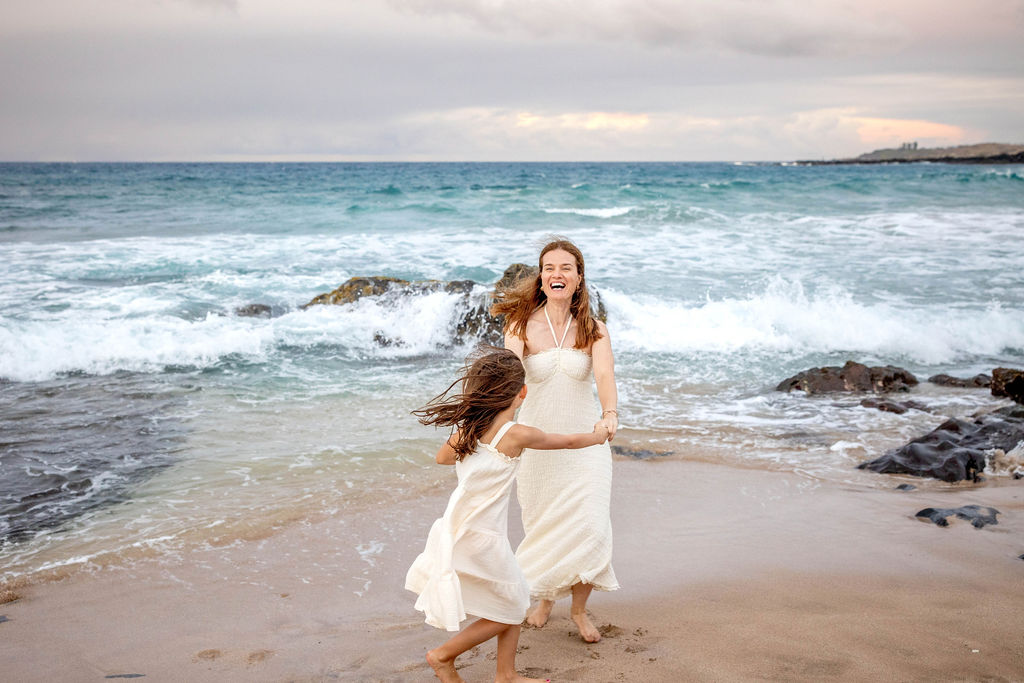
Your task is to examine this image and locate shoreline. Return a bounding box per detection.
[794,142,1024,166]
[1,460,1021,681]
[795,152,1024,166]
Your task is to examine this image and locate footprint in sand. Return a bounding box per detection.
[598,623,624,638]
[193,648,274,666]
[521,666,552,679]
[377,619,425,632]
[195,649,222,661]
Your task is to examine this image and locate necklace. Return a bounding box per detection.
[543,306,572,349]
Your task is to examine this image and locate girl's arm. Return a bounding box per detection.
[592,321,618,441]
[506,423,609,455]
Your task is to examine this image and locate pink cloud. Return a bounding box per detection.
[851,117,968,146]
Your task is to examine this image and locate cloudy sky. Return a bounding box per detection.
[2,0,1022,161]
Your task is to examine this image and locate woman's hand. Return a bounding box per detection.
[598,412,618,442]
[592,422,611,444]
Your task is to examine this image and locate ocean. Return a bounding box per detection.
[2,161,1023,584]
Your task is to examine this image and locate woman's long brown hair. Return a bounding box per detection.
[412,347,525,461]
[490,238,603,351]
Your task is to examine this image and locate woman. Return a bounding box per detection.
[490,238,619,643]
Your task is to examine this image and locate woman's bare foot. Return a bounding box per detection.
[426,649,465,683]
[571,610,601,643]
[525,600,554,628]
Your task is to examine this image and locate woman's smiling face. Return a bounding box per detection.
[540,248,580,301]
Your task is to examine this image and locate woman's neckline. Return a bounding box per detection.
[543,305,572,349]
[523,346,590,360]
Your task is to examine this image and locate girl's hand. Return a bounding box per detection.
[593,422,610,443]
[598,413,618,442]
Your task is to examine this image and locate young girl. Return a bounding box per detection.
[406,348,609,683]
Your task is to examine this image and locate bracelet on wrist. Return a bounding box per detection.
[602,409,618,416]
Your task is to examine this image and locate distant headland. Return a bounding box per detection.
[797,142,1024,165]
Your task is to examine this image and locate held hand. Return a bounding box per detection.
[593,422,610,444]
[598,414,618,442]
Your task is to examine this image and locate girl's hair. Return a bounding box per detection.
[490,237,603,351]
[413,347,525,461]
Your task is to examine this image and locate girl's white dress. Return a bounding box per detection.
[515,313,619,601]
[405,421,530,631]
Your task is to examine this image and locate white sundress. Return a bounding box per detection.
[405,421,531,630]
[515,310,619,601]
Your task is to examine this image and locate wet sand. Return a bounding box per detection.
[1,460,1022,682]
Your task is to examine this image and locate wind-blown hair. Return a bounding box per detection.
[412,347,525,461]
[490,238,603,351]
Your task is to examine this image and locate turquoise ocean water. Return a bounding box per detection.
[2,161,1023,582]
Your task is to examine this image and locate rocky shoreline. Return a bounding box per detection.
[795,142,1024,166]
[777,362,1024,482]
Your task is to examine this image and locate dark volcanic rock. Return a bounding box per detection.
[302,277,476,308]
[776,361,918,395]
[494,263,537,292]
[858,405,1024,482]
[860,398,928,414]
[303,276,409,307]
[991,367,1024,404]
[927,373,991,388]
[302,276,489,345]
[235,303,273,318]
[915,505,1000,528]
[372,331,404,348]
[895,484,917,491]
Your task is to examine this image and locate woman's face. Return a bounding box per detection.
[540,248,580,302]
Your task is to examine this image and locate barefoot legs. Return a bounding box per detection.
[527,583,601,642]
[525,599,554,628]
[570,582,601,643]
[494,626,550,683]
[428,618,506,683]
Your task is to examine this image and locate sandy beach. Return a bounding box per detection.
[2,458,1021,682]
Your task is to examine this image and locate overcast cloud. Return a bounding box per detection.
[1,0,1022,161]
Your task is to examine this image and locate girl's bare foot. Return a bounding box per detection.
[570,611,601,643]
[525,600,554,628]
[426,649,465,683]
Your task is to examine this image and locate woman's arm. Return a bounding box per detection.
[592,321,619,440]
[504,331,526,360]
[435,435,458,465]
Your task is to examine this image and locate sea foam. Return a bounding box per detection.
[602,278,1024,363]
[4,274,1023,382]
[543,206,633,218]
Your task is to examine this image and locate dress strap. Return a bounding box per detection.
[543,306,572,349]
[489,420,516,448]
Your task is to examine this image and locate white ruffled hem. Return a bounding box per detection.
[407,570,466,632]
[529,575,620,602]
